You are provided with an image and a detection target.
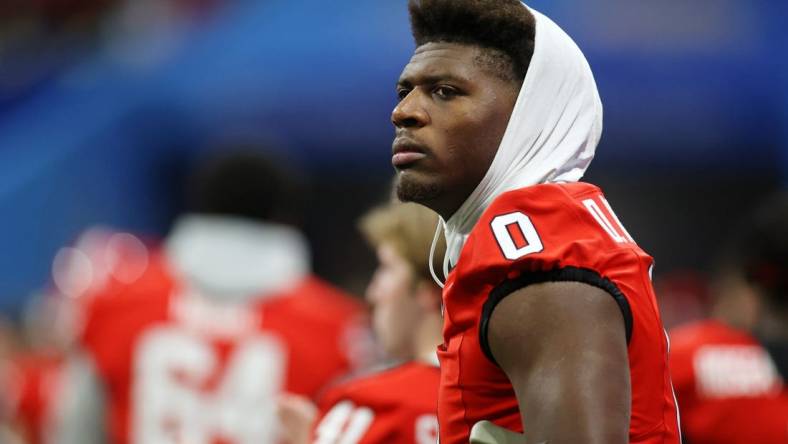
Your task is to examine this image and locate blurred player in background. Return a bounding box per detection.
[0,315,27,444]
[391,0,679,442]
[0,295,71,444]
[278,201,442,444]
[55,149,371,444]
[6,226,170,444]
[670,192,788,444]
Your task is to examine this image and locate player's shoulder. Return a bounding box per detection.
[669,320,756,352]
[333,361,439,393]
[81,251,175,347]
[461,181,639,274]
[321,361,439,407]
[300,276,365,311]
[84,251,174,315]
[485,182,601,217]
[669,320,783,400]
[261,276,366,336]
[476,181,626,244]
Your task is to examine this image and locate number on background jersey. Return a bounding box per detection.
[415,414,439,444]
[132,327,285,444]
[582,197,634,243]
[491,212,544,260]
[314,401,374,444]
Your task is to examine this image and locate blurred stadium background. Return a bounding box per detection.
[0,0,786,323]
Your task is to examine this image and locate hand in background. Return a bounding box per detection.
[278,393,318,444]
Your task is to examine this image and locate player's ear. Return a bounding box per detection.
[415,280,442,314]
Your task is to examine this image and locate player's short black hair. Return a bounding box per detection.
[729,191,788,308]
[188,148,306,226]
[408,0,536,84]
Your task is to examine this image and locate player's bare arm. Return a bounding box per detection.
[487,281,631,444]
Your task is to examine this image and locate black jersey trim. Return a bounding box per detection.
[479,266,634,366]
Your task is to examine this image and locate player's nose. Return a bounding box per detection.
[392,92,429,129]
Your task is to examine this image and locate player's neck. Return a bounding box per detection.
[414,313,444,365]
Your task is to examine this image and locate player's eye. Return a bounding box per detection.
[396,88,411,101]
[433,85,459,100]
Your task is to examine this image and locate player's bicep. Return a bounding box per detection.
[487,281,630,444]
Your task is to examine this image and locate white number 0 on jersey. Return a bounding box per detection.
[490,212,544,260]
[132,326,286,444]
[491,197,634,260]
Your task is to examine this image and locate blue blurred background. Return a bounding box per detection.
[1,0,786,317]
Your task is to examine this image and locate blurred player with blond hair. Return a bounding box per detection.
[279,201,443,444]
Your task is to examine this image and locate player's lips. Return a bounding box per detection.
[392,138,428,168]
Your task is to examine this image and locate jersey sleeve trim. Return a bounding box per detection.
[479,266,634,366]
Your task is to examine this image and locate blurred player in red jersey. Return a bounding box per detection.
[54,150,372,444]
[0,315,28,444]
[391,1,680,443]
[670,192,788,444]
[278,201,443,444]
[2,294,74,444]
[12,226,165,444]
[3,351,63,444]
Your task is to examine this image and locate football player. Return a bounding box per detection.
[670,192,788,444]
[278,201,443,444]
[0,316,30,444]
[391,1,680,443]
[54,150,371,444]
[2,349,62,444]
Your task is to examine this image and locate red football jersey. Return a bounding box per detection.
[2,353,63,444]
[312,361,439,444]
[437,182,680,443]
[670,320,788,444]
[81,251,369,444]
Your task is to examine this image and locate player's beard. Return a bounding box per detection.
[396,172,441,206]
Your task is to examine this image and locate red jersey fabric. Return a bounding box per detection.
[2,353,63,444]
[437,182,680,444]
[80,251,368,444]
[312,362,439,444]
[670,320,788,444]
